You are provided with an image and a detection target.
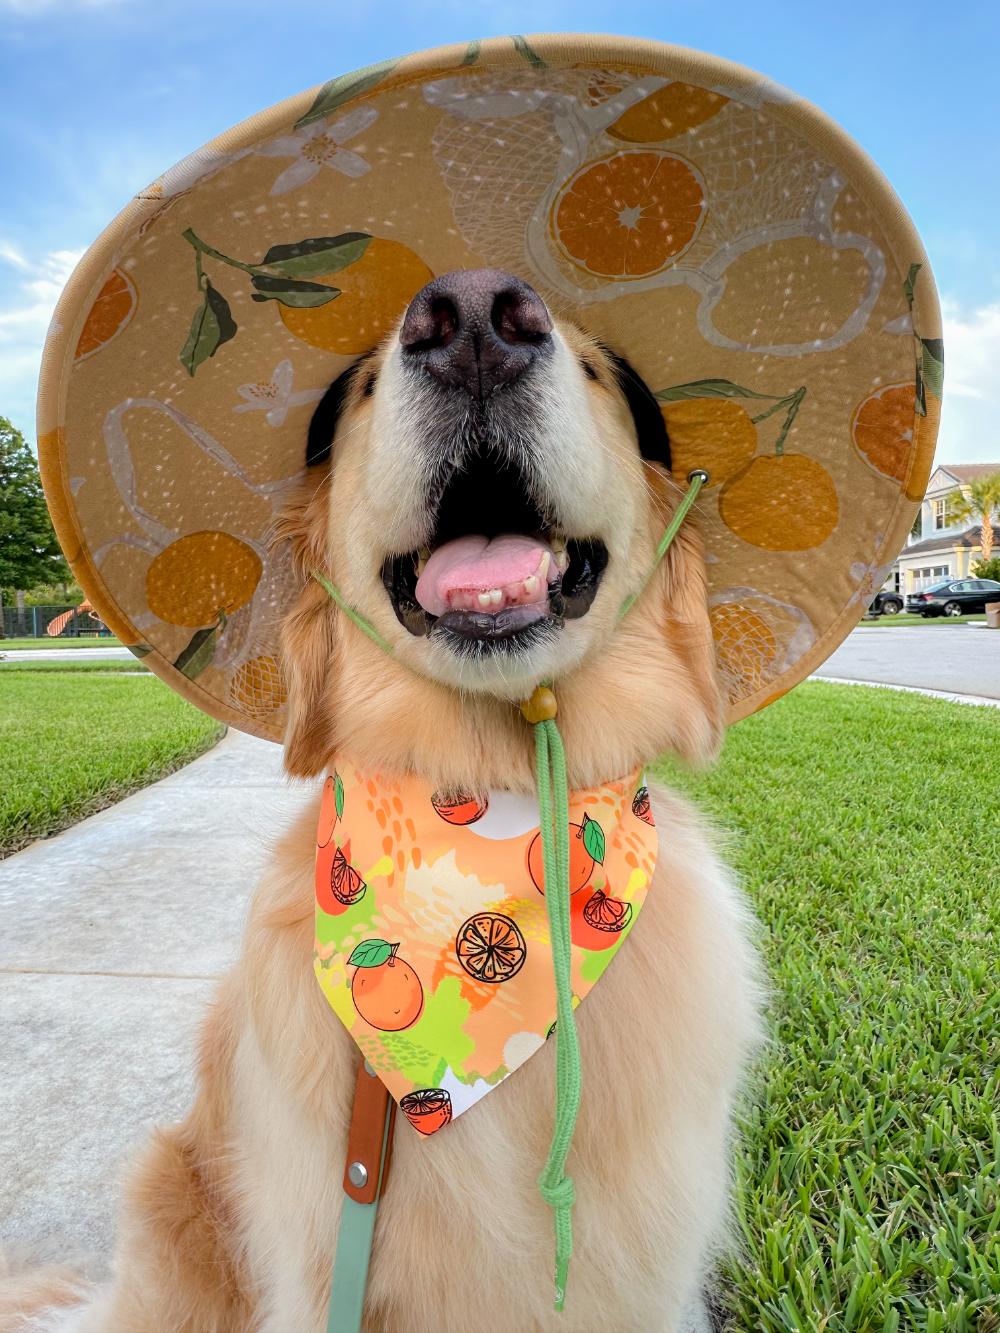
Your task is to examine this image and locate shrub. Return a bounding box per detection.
[971,555,1000,581]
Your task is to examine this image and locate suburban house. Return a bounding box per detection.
[890,463,1000,593]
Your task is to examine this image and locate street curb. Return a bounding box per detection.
[812,676,1000,709]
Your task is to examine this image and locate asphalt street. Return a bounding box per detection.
[4,626,998,698]
[816,624,999,701]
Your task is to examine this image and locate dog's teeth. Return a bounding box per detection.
[550,534,567,554]
[477,592,494,608]
[536,551,551,582]
[489,588,503,606]
[522,574,539,597]
[554,550,570,575]
[415,546,430,575]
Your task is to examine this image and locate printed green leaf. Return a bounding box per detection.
[348,938,394,969]
[250,274,342,307]
[173,624,219,678]
[582,813,606,865]
[334,772,345,820]
[915,366,927,419]
[461,39,481,65]
[656,378,782,403]
[179,281,237,377]
[295,58,399,129]
[921,339,945,400]
[512,34,546,68]
[260,233,371,278]
[903,261,922,306]
[127,643,152,659]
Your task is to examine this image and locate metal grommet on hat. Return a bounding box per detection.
[37,34,941,738]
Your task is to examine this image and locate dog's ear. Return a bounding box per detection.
[281,579,339,777]
[306,358,367,467]
[272,476,339,777]
[606,351,671,470]
[281,353,376,772]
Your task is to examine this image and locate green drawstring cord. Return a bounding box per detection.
[311,469,706,1313]
[532,709,579,1311]
[312,569,397,656]
[618,469,707,619]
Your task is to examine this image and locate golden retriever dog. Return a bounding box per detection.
[2,270,762,1333]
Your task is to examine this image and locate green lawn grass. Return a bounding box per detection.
[0,659,149,674]
[0,636,123,649]
[655,683,1000,1332]
[0,673,223,855]
[858,613,986,627]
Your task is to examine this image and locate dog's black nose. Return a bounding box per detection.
[399,268,553,400]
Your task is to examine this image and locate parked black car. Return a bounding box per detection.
[905,577,1000,617]
[867,589,904,616]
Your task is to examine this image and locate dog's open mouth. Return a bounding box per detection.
[380,451,608,651]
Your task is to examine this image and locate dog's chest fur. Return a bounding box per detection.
[227,782,761,1333]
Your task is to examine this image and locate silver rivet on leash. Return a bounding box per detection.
[348,1161,368,1188]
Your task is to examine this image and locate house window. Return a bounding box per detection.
[933,498,947,530]
[914,564,951,590]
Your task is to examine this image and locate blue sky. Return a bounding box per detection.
[1,0,997,464]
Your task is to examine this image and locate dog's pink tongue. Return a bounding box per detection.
[416,534,552,616]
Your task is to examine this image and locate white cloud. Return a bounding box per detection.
[0,244,83,436]
[937,298,1000,466]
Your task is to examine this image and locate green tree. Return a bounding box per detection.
[946,472,1000,565]
[0,417,69,635]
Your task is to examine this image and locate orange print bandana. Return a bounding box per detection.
[314,766,657,1135]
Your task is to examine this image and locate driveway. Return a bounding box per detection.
[815,624,999,701]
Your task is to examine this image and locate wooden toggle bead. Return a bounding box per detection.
[520,685,558,724]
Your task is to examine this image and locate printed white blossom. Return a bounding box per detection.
[258,107,378,196]
[233,359,323,428]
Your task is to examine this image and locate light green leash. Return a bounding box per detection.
[326,1093,394,1333]
[314,469,706,1323]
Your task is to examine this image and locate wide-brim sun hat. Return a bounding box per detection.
[38,33,941,740]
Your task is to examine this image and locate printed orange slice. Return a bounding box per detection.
[455,913,527,984]
[608,82,728,143]
[431,791,488,825]
[400,1088,453,1135]
[552,150,704,278]
[75,269,137,360]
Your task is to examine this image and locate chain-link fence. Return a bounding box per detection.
[1,605,113,639]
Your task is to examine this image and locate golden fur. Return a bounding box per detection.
[1,323,762,1333]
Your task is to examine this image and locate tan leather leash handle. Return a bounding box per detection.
[342,1057,395,1204]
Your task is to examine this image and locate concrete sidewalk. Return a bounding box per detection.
[0,730,311,1267]
[1,647,133,661]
